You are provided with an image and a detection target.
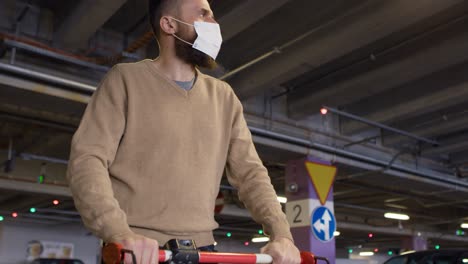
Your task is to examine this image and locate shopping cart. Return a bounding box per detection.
[102,239,329,264]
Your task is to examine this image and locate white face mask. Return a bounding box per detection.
[170,17,223,60]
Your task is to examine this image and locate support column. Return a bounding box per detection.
[285,157,337,264]
[401,233,427,252]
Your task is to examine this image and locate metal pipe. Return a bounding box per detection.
[20,153,68,165]
[0,178,71,197]
[10,24,20,64]
[36,208,80,216]
[0,217,61,225]
[16,1,32,23]
[9,0,31,64]
[339,149,411,180]
[0,62,96,92]
[248,126,468,189]
[220,48,281,80]
[343,135,380,148]
[0,111,77,132]
[323,106,439,146]
[4,39,110,72]
[21,213,81,222]
[7,138,12,160]
[0,210,80,222]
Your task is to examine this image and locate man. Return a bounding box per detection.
[67,0,301,263]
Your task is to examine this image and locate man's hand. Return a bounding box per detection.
[261,237,301,264]
[110,233,159,264]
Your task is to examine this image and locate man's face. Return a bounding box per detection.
[173,0,218,69]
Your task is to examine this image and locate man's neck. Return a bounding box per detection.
[152,53,196,82]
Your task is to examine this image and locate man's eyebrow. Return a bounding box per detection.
[202,7,215,19]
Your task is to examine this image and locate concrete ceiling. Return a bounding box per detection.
[0,0,468,252]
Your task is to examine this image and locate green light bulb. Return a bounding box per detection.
[30,208,36,213]
[226,232,232,237]
[258,230,263,235]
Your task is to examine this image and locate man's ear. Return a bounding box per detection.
[160,16,177,35]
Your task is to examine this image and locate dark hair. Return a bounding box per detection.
[148,0,177,39]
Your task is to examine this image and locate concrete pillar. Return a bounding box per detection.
[401,233,427,252]
[285,157,337,264]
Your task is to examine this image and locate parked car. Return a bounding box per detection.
[384,249,468,264]
[31,259,85,264]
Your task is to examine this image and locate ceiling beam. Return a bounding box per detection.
[342,66,468,134]
[27,133,70,155]
[450,151,468,165]
[227,0,465,99]
[55,0,127,48]
[423,136,468,156]
[0,73,91,103]
[0,178,71,197]
[384,114,468,146]
[0,193,18,204]
[288,20,468,119]
[339,221,468,242]
[0,62,97,93]
[218,0,292,42]
[0,195,50,211]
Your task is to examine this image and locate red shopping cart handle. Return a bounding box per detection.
[102,243,329,264]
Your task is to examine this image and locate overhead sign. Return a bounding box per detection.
[305,161,337,205]
[311,206,336,242]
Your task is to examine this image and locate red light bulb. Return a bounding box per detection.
[320,108,328,115]
[244,242,249,246]
[53,199,60,205]
[12,212,18,218]
[368,233,374,238]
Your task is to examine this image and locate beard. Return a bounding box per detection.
[174,29,218,70]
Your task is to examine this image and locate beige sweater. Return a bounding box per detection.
[67,59,292,246]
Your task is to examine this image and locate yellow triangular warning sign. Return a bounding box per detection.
[305,161,337,205]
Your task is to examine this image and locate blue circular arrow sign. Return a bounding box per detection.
[311,206,336,242]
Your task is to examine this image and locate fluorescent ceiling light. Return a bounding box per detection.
[461,223,468,229]
[462,258,468,263]
[334,231,340,237]
[277,196,287,204]
[252,237,270,243]
[359,252,374,257]
[384,212,410,220]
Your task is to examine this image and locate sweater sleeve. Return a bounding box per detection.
[67,65,133,242]
[225,93,293,242]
